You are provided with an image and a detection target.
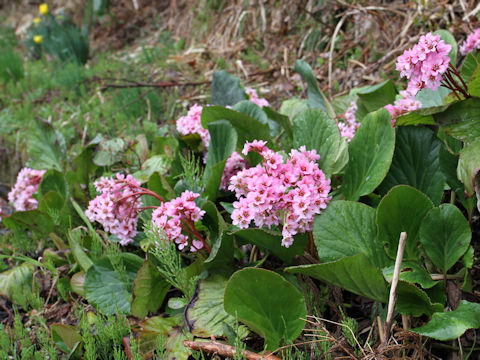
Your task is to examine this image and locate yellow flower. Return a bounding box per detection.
[39,3,48,16]
[33,35,43,44]
[33,17,41,25]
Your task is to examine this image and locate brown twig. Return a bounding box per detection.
[383,232,407,345]
[182,340,280,360]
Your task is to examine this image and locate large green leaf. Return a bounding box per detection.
[457,139,480,197]
[50,324,82,355]
[26,120,66,171]
[342,108,395,201]
[224,268,306,350]
[133,155,170,183]
[293,60,334,117]
[202,120,237,201]
[313,200,389,268]
[263,107,293,140]
[233,100,280,136]
[0,263,35,305]
[378,126,444,205]
[93,137,125,166]
[419,204,471,273]
[185,275,248,338]
[285,254,389,303]
[413,300,480,340]
[461,51,480,84]
[131,261,170,319]
[138,314,192,360]
[382,261,436,289]
[292,109,341,178]
[2,210,54,238]
[85,253,143,315]
[280,98,309,120]
[211,70,246,106]
[201,106,270,152]
[415,87,451,108]
[354,80,397,120]
[376,185,434,260]
[396,281,443,316]
[38,169,68,199]
[231,228,307,264]
[434,98,480,142]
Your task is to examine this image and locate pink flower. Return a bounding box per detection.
[176,104,210,148]
[85,173,141,245]
[396,32,451,96]
[230,142,331,247]
[460,28,480,55]
[8,168,46,212]
[151,191,205,252]
[220,151,247,191]
[245,87,270,108]
[385,90,422,126]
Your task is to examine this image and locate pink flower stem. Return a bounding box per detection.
[116,190,165,204]
[182,219,211,254]
[448,62,469,95]
[444,68,470,99]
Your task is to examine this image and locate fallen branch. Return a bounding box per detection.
[383,231,407,344]
[183,340,280,360]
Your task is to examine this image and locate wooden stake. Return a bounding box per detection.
[384,232,407,344]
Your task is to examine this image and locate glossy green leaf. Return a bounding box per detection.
[27,120,66,171]
[131,261,170,319]
[231,228,308,264]
[93,137,125,166]
[211,70,246,106]
[313,200,389,268]
[38,191,65,214]
[457,139,480,197]
[434,98,480,142]
[73,146,98,185]
[185,275,248,338]
[419,204,471,273]
[201,106,270,152]
[233,100,280,136]
[376,185,434,260]
[263,107,293,139]
[396,281,443,316]
[416,87,452,108]
[395,104,449,126]
[382,262,436,289]
[378,127,444,205]
[413,300,480,340]
[280,98,309,120]
[138,314,192,360]
[355,80,397,119]
[85,253,143,315]
[293,109,341,178]
[0,263,35,305]
[286,254,389,303]
[224,268,306,350]
[461,51,480,84]
[293,60,334,117]
[342,108,395,201]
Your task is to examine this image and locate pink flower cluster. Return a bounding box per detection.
[245,87,270,108]
[337,101,359,142]
[85,174,141,246]
[176,104,210,148]
[8,168,46,212]
[396,32,451,95]
[229,141,331,247]
[220,151,247,191]
[152,191,205,251]
[175,104,249,191]
[460,28,480,55]
[385,90,422,126]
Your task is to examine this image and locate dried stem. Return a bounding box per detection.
[383,231,407,344]
[183,340,280,360]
